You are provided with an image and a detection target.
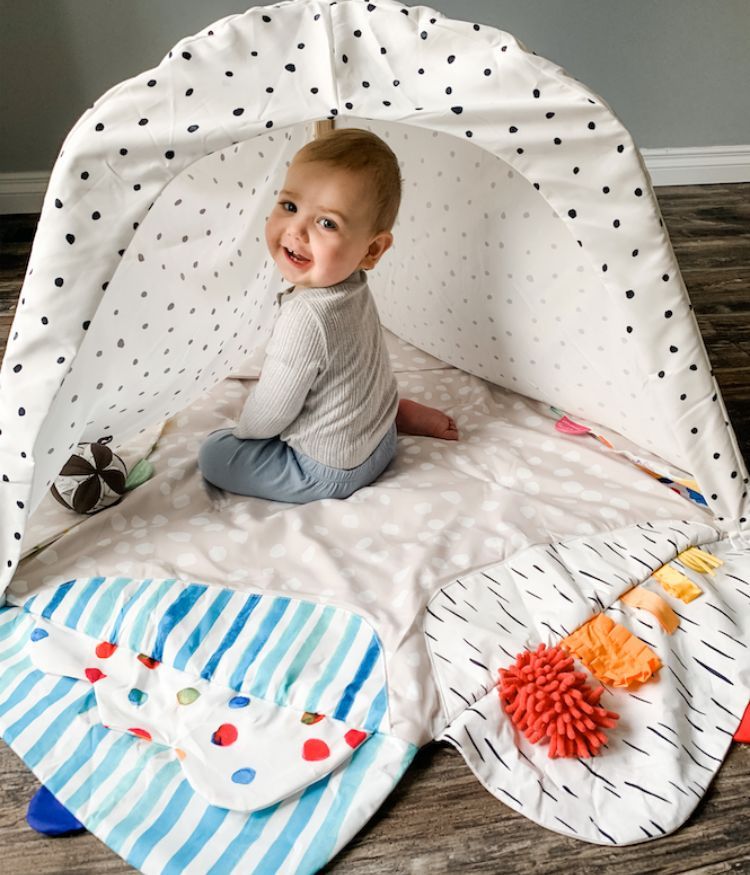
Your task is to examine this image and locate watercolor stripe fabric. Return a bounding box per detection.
[0,589,416,874]
[17,576,387,732]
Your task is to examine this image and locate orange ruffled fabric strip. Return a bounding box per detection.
[561,613,662,688]
[619,586,679,634]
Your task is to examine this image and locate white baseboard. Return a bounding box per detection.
[1,145,748,214]
[1,172,50,215]
[640,145,750,186]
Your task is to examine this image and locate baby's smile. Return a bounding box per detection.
[284,246,311,266]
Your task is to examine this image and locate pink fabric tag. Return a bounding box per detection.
[555,415,591,436]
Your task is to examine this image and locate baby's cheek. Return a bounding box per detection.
[264,220,277,250]
[329,239,351,259]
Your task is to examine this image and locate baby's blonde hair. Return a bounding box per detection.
[293,128,402,234]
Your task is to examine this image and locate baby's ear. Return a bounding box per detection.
[363,231,393,269]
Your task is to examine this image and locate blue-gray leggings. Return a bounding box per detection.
[197,422,398,504]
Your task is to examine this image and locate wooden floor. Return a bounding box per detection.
[1,184,749,873]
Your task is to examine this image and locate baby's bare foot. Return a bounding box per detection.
[395,398,459,440]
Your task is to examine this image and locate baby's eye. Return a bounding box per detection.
[280,201,296,213]
[319,217,337,230]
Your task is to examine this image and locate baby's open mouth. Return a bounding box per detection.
[284,247,310,265]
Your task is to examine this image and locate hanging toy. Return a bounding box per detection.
[50,435,155,515]
[498,642,619,758]
[551,406,613,447]
[549,405,708,509]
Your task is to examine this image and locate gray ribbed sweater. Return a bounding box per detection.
[233,269,399,469]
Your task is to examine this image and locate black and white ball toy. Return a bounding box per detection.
[51,436,128,514]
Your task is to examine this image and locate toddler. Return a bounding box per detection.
[198,127,458,503]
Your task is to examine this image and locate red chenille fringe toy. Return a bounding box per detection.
[498,643,619,758]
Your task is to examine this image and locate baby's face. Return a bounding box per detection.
[265,159,392,288]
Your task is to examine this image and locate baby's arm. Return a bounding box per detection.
[234,300,325,439]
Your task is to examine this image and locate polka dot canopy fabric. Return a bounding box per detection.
[1,1,749,873]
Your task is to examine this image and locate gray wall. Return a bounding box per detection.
[2,0,749,173]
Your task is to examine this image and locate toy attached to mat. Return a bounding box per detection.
[498,546,750,758]
[26,786,85,837]
[50,435,154,515]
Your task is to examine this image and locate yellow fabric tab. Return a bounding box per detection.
[652,564,703,602]
[677,546,723,576]
[561,613,661,688]
[619,586,679,634]
[676,478,701,491]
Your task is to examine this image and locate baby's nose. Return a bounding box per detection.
[291,220,309,241]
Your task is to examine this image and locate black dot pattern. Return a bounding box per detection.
[0,0,748,590]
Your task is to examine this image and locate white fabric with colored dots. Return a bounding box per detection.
[26,613,377,813]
